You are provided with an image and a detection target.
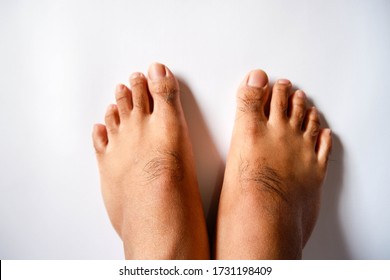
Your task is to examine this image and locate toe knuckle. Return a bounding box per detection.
[294,111,305,123]
[309,125,320,137]
[115,90,127,100]
[276,99,288,113]
[105,110,115,119]
[151,79,178,103]
[238,87,266,113]
[295,99,306,110]
[115,94,129,109]
[133,95,146,110]
[131,77,146,87]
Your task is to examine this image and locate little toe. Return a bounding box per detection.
[130,72,151,113]
[289,90,307,130]
[104,104,120,134]
[92,124,108,154]
[147,62,180,113]
[115,84,132,118]
[269,79,291,123]
[236,69,269,122]
[317,128,332,167]
[303,107,321,145]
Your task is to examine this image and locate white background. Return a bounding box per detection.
[1,0,389,259]
[2,261,390,280]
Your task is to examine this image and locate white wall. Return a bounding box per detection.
[1,0,389,259]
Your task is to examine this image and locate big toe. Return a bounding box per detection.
[236,69,269,122]
[147,62,181,114]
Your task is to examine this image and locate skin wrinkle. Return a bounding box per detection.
[151,79,178,104]
[239,157,289,204]
[94,64,332,260]
[142,149,184,184]
[310,119,321,137]
[94,63,209,259]
[133,97,146,110]
[131,78,146,87]
[237,87,266,113]
[115,94,129,104]
[237,96,262,113]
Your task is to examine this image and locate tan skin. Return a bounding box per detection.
[92,64,332,259]
[215,71,331,259]
[92,63,209,259]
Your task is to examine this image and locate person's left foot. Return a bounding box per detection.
[92,63,209,259]
[215,70,332,259]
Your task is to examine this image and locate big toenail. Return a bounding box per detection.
[149,63,166,80]
[278,79,291,85]
[247,71,267,88]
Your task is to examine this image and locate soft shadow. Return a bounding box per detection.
[177,78,225,242]
[303,121,349,259]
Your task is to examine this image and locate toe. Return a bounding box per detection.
[147,62,180,112]
[317,128,332,167]
[303,107,320,145]
[104,104,120,134]
[92,124,108,154]
[289,90,307,130]
[130,72,151,113]
[236,69,269,121]
[269,79,291,123]
[115,84,132,118]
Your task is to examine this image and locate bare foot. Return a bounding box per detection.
[92,63,209,259]
[215,70,332,259]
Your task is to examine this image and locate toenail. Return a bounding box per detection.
[107,104,116,112]
[131,72,143,79]
[149,63,167,80]
[277,79,291,85]
[116,84,125,91]
[296,90,306,98]
[247,71,268,88]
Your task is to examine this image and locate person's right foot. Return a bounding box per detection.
[215,70,332,259]
[92,63,209,259]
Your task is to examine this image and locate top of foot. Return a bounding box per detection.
[216,69,332,259]
[92,63,209,259]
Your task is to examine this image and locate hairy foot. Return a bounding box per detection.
[215,70,332,259]
[92,63,209,259]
